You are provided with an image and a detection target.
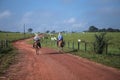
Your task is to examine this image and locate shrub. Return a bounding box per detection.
[94,32,109,54]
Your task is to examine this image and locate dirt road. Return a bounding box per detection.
[5,39,120,80]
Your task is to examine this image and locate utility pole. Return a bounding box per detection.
[24,24,26,38]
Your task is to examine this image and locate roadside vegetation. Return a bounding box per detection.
[0,32,33,75]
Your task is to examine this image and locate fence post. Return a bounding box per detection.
[93,42,96,52]
[0,40,1,48]
[85,42,87,52]
[78,42,80,50]
[72,41,74,49]
[106,44,108,54]
[78,39,81,50]
[68,41,70,48]
[5,40,9,48]
[1,40,4,48]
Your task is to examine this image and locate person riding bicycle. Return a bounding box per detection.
[33,33,41,48]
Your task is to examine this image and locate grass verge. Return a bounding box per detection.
[0,46,18,76]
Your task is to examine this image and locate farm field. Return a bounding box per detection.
[0,32,33,41]
[42,32,120,54]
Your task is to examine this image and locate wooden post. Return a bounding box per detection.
[68,41,70,48]
[0,40,1,48]
[72,41,74,49]
[85,42,87,52]
[106,44,108,54]
[5,40,6,48]
[24,24,26,38]
[1,40,3,48]
[93,42,96,52]
[78,42,80,50]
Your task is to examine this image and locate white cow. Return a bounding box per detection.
[51,37,57,41]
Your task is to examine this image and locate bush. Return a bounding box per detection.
[94,32,109,54]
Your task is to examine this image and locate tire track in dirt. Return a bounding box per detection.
[5,39,120,80]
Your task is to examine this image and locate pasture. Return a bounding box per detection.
[0,32,32,41]
[42,32,120,54]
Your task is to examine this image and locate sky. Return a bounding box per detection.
[0,0,120,32]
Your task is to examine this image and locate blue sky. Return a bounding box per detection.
[0,0,120,32]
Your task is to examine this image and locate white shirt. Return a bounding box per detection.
[34,36,40,41]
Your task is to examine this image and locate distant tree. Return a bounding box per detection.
[107,28,120,32]
[46,30,50,33]
[61,31,67,33]
[28,28,33,33]
[107,28,114,32]
[51,30,56,34]
[88,26,98,32]
[114,29,120,32]
[87,26,120,32]
[99,28,106,32]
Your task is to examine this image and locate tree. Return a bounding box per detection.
[51,30,56,34]
[46,30,50,33]
[28,28,33,33]
[94,32,109,54]
[107,28,114,32]
[99,28,106,32]
[88,26,98,32]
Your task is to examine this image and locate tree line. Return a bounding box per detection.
[87,26,120,32]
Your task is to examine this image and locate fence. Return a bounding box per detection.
[0,40,10,48]
[42,40,109,54]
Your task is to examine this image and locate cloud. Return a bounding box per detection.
[64,17,76,24]
[21,12,33,24]
[20,11,54,25]
[72,23,82,28]
[0,10,11,19]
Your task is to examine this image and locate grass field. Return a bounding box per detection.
[0,32,33,41]
[41,32,120,54]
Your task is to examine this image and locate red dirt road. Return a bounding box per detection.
[5,39,120,80]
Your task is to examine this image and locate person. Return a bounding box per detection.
[33,33,41,48]
[57,32,64,50]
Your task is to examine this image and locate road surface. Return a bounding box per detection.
[4,39,120,80]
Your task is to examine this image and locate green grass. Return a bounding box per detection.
[0,32,33,41]
[73,52,120,69]
[0,47,17,75]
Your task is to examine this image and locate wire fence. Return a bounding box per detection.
[41,40,109,54]
[0,40,10,48]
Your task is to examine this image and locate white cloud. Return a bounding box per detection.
[64,17,76,24]
[0,10,11,19]
[72,23,82,28]
[20,11,54,25]
[21,12,33,24]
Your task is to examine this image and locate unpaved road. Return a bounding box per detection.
[4,39,120,80]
